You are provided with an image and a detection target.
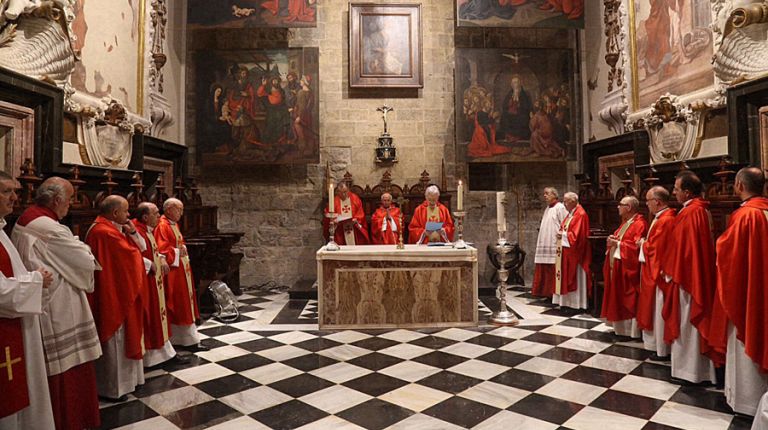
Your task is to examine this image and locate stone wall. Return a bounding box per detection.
[187,0,580,287]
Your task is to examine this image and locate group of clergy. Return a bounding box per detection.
[323,183,456,245]
[531,168,768,422]
[0,173,204,430]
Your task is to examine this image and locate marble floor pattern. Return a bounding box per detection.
[98,287,756,430]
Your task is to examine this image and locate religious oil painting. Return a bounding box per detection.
[194,48,320,168]
[457,0,583,28]
[628,0,714,111]
[456,48,575,163]
[70,0,142,113]
[349,3,423,88]
[187,0,316,29]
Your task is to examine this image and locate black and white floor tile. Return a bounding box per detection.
[98,288,756,430]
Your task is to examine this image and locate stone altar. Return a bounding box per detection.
[317,245,478,329]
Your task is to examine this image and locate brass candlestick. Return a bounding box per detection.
[453,211,467,249]
[490,232,519,326]
[325,212,340,251]
[396,214,405,249]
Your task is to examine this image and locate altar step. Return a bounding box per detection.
[288,278,507,300]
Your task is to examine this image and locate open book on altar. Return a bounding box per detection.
[425,221,443,231]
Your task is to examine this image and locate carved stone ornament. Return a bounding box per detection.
[148,0,174,137]
[643,94,701,164]
[597,0,630,134]
[713,1,768,84]
[0,0,77,85]
[603,0,624,93]
[77,97,136,169]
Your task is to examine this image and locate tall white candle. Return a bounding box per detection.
[328,180,335,213]
[496,192,506,232]
[457,180,463,211]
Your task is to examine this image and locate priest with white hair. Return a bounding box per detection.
[532,187,568,297]
[553,192,591,311]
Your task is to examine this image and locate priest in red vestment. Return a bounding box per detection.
[0,171,54,430]
[408,185,455,244]
[12,177,101,429]
[86,195,147,400]
[553,192,591,311]
[637,186,675,360]
[601,196,648,338]
[370,193,402,245]
[133,202,186,367]
[323,183,369,246]
[661,170,717,383]
[155,198,207,351]
[710,167,768,415]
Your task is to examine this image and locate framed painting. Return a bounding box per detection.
[187,0,316,29]
[193,48,320,168]
[455,48,576,163]
[349,3,423,88]
[457,0,583,28]
[628,0,714,111]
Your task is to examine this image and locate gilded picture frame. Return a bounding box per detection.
[349,3,423,88]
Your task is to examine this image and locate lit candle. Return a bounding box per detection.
[457,180,464,211]
[328,180,335,213]
[496,192,506,232]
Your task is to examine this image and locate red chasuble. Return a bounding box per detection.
[322,192,369,245]
[85,216,146,359]
[0,244,30,418]
[659,198,718,360]
[133,219,170,350]
[710,197,768,371]
[601,213,648,322]
[155,216,200,326]
[637,208,676,331]
[556,204,591,295]
[408,201,455,244]
[370,206,403,245]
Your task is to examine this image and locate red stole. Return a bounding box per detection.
[636,208,676,331]
[601,213,648,322]
[659,198,718,360]
[133,220,170,350]
[710,197,768,371]
[86,216,146,359]
[0,244,30,418]
[155,216,200,325]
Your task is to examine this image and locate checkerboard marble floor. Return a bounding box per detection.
[98,287,756,430]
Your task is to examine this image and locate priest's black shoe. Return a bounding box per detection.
[648,353,670,362]
[168,354,191,364]
[182,343,210,352]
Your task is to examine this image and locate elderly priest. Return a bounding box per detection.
[323,183,369,245]
[12,177,102,429]
[371,192,402,245]
[409,185,454,244]
[553,192,591,311]
[601,196,647,338]
[532,187,568,298]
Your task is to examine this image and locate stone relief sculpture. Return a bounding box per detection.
[713,2,768,83]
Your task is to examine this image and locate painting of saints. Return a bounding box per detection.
[631,0,713,109]
[457,0,583,28]
[223,67,263,151]
[187,0,316,28]
[257,75,292,145]
[291,75,317,157]
[498,75,533,143]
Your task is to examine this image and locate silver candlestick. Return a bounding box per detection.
[490,232,519,326]
[325,212,340,251]
[453,211,467,249]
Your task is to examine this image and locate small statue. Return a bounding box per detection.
[377,105,393,135]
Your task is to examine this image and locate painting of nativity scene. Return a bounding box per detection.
[194,48,320,167]
[456,48,575,163]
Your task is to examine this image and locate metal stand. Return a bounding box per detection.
[325,212,340,251]
[489,232,519,326]
[453,211,467,249]
[396,214,405,249]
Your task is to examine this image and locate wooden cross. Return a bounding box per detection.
[1,346,22,381]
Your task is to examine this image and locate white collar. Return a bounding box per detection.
[654,207,670,218]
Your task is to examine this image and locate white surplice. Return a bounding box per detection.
[95,325,145,399]
[552,266,588,309]
[642,288,670,356]
[0,223,54,430]
[725,324,768,416]
[753,392,768,430]
[671,289,716,383]
[534,202,568,264]
[12,217,102,376]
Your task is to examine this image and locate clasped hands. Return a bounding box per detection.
[606,235,620,247]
